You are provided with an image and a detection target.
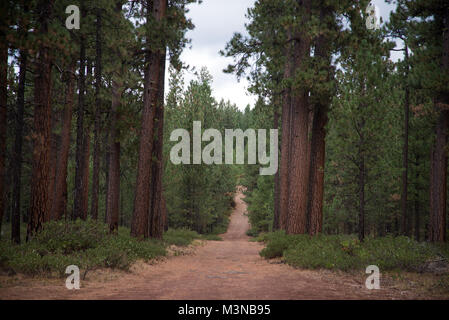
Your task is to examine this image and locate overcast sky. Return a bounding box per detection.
[168,0,399,111]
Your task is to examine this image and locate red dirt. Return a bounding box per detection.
[0,188,438,300]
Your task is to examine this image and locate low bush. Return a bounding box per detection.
[0,221,208,277]
[259,231,445,272]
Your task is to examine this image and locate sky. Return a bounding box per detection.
[168,0,400,111]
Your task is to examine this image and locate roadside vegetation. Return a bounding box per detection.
[0,219,220,277]
[257,231,449,273]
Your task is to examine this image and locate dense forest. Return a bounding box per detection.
[0,0,448,283]
[222,0,449,243]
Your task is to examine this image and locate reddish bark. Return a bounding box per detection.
[273,106,280,231]
[0,5,7,239]
[91,9,102,220]
[149,54,166,239]
[81,128,91,220]
[286,0,312,235]
[27,0,54,240]
[11,47,27,243]
[279,33,293,231]
[51,62,75,220]
[429,9,449,243]
[131,0,167,238]
[107,81,122,233]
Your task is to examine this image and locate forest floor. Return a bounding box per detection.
[0,187,448,300]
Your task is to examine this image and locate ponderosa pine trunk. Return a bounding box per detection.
[131,0,167,238]
[11,46,27,243]
[286,0,311,235]
[51,62,75,220]
[0,3,7,239]
[73,18,87,220]
[81,127,90,220]
[279,31,293,231]
[27,0,54,240]
[429,9,449,243]
[46,116,59,223]
[401,45,410,236]
[307,105,328,235]
[107,80,122,233]
[91,9,102,220]
[273,105,280,231]
[149,54,166,239]
[306,6,332,235]
[358,147,366,242]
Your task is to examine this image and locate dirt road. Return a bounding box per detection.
[0,188,427,299]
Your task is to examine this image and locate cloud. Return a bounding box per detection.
[165,0,257,110]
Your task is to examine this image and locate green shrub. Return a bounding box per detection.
[32,219,108,254]
[0,220,167,276]
[259,232,444,272]
[164,229,200,246]
[259,231,292,259]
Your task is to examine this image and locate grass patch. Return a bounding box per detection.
[259,231,448,272]
[0,221,212,277]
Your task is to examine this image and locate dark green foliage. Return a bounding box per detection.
[259,231,448,272]
[0,220,209,276]
[163,68,239,234]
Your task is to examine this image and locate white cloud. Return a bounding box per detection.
[165,0,257,110]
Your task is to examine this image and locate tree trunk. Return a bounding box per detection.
[149,53,166,239]
[82,127,90,220]
[103,127,110,223]
[73,23,87,220]
[273,105,280,231]
[286,0,311,234]
[306,8,332,235]
[27,0,54,240]
[131,0,167,238]
[358,155,366,242]
[51,62,75,220]
[279,31,293,231]
[107,81,122,233]
[0,5,7,239]
[46,119,59,223]
[307,106,328,235]
[429,110,448,242]
[401,45,410,236]
[429,9,449,243]
[11,47,27,243]
[91,9,102,220]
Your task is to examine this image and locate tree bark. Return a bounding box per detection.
[358,154,366,242]
[107,80,122,233]
[307,105,328,235]
[306,6,332,235]
[0,3,7,240]
[27,0,54,240]
[429,9,449,243]
[273,105,280,231]
[279,31,293,231]
[131,0,167,238]
[82,127,90,220]
[149,53,166,239]
[11,46,27,243]
[401,45,410,236]
[91,9,102,220]
[73,4,87,220]
[286,0,311,234]
[51,62,75,220]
